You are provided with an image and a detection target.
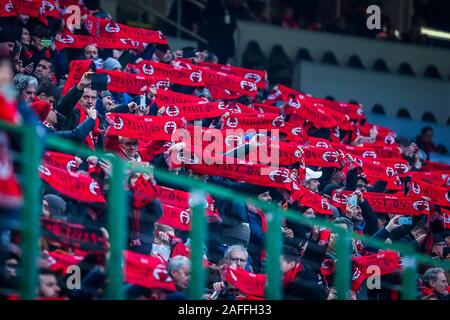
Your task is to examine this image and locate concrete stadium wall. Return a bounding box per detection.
[297,61,450,126]
[236,20,450,78]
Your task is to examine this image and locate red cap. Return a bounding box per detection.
[30,100,51,122]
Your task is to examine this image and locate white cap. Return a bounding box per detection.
[305,167,322,181]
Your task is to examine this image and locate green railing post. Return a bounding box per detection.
[19,126,43,300]
[265,211,282,300]
[334,229,352,300]
[188,190,207,300]
[105,156,127,300]
[401,254,418,300]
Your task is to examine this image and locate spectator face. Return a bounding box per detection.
[38,274,60,298]
[120,138,139,157]
[429,271,448,295]
[258,191,272,203]
[31,36,43,50]
[4,258,18,279]
[0,60,13,87]
[226,249,247,268]
[102,95,114,111]
[79,88,97,109]
[423,129,433,143]
[45,108,58,125]
[34,60,53,81]
[280,256,296,273]
[1,42,14,54]
[42,199,50,217]
[356,179,367,192]
[21,28,30,46]
[303,208,315,218]
[306,178,320,192]
[171,265,191,290]
[84,45,98,60]
[37,92,56,106]
[21,84,36,103]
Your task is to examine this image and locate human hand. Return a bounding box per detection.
[88,107,97,120]
[77,71,94,90]
[385,215,402,233]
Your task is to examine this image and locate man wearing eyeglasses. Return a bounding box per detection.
[119,136,142,162]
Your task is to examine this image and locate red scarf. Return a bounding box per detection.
[331,143,402,160]
[133,60,205,87]
[106,113,183,141]
[155,89,203,106]
[282,262,303,287]
[42,151,79,174]
[159,102,228,121]
[62,60,95,95]
[76,103,100,150]
[184,154,304,192]
[124,250,176,292]
[198,61,268,90]
[302,145,341,168]
[97,69,168,95]
[41,217,108,253]
[2,0,60,26]
[331,190,431,215]
[158,204,191,231]
[154,184,219,221]
[252,103,282,115]
[292,186,334,215]
[55,30,144,51]
[132,175,157,209]
[409,178,450,207]
[225,266,267,298]
[85,16,168,45]
[352,250,401,291]
[39,164,106,204]
[440,207,450,230]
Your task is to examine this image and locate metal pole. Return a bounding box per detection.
[334,229,352,300]
[188,190,207,300]
[265,211,282,300]
[105,156,127,300]
[336,0,341,18]
[401,255,418,300]
[177,0,181,39]
[19,126,43,300]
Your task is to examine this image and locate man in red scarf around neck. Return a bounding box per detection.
[55,71,106,150]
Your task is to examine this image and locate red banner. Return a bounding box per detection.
[39,165,106,204]
[331,143,402,160]
[331,190,431,215]
[106,113,183,141]
[124,250,176,291]
[225,266,266,298]
[352,251,401,291]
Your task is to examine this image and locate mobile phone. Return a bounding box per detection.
[348,195,358,207]
[41,39,52,48]
[139,93,146,112]
[398,216,412,225]
[91,73,108,91]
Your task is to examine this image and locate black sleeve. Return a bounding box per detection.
[109,103,130,114]
[359,199,378,236]
[345,168,358,191]
[53,117,95,141]
[302,240,328,274]
[318,167,335,193]
[55,85,83,118]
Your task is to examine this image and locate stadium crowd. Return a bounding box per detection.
[0,0,449,301]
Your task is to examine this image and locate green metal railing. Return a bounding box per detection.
[1,120,450,300]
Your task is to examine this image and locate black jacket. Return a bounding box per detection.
[43,117,95,142]
[55,86,107,149]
